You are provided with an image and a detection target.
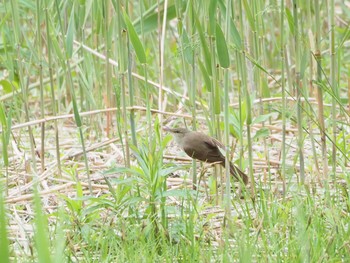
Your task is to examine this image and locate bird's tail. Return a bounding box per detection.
[229,163,249,185]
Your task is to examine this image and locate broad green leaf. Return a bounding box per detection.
[228,101,247,138]
[285,7,294,35]
[228,110,243,139]
[230,19,242,49]
[208,0,218,35]
[252,113,275,125]
[195,14,212,76]
[162,134,172,148]
[198,59,212,91]
[0,80,13,93]
[133,4,179,35]
[242,0,255,30]
[159,166,182,177]
[182,29,193,65]
[215,23,230,68]
[123,11,146,64]
[83,0,93,26]
[261,79,270,98]
[61,195,82,212]
[49,24,65,61]
[66,3,75,58]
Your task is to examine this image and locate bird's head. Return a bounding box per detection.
[163,127,190,145]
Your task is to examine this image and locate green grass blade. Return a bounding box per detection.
[133,4,179,35]
[123,10,146,64]
[182,29,194,65]
[198,59,212,91]
[0,184,10,263]
[230,19,242,49]
[66,3,75,58]
[195,13,212,76]
[33,185,52,263]
[215,23,230,68]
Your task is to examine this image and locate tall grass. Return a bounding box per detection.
[1,0,350,261]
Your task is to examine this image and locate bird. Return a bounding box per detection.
[163,126,248,184]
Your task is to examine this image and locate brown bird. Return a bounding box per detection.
[163,127,248,184]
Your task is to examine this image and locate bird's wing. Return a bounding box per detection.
[203,136,229,159]
[203,136,224,149]
[182,132,225,161]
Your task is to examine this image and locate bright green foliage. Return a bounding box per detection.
[1,0,350,261]
[33,186,52,263]
[123,11,146,64]
[215,23,230,68]
[0,185,10,263]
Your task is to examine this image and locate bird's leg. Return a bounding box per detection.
[197,168,209,199]
[202,161,223,204]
